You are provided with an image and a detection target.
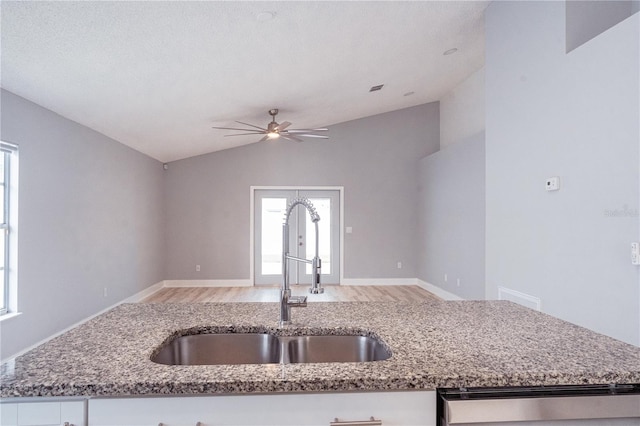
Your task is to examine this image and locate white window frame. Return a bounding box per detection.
[250,186,344,286]
[0,141,18,318]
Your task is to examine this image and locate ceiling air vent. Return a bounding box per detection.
[369,84,384,92]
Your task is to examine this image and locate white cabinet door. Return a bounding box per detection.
[0,400,86,426]
[89,391,436,426]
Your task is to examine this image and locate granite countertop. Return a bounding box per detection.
[1,300,639,398]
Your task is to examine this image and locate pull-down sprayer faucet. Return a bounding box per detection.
[280,197,323,325]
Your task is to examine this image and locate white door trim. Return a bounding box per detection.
[250,186,344,286]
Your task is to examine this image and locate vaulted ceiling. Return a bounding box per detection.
[1,1,489,162]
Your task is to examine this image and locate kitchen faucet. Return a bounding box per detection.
[280,197,323,325]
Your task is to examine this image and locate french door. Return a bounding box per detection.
[254,189,340,285]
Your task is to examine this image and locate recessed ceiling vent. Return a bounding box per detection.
[369,84,384,92]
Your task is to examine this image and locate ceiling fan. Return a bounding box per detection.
[212,109,328,142]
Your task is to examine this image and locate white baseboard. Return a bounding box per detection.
[416,279,464,301]
[1,281,165,364]
[341,278,418,286]
[122,281,165,303]
[498,286,541,311]
[163,279,253,288]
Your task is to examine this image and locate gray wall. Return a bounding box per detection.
[485,2,639,345]
[439,67,485,150]
[164,103,440,281]
[566,0,640,52]
[418,135,485,299]
[0,90,165,360]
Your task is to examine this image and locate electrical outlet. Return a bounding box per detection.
[103,287,108,297]
[545,176,560,191]
[397,262,402,269]
[196,264,201,272]
[456,278,461,287]
[444,273,448,282]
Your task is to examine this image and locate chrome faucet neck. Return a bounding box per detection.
[280,197,323,326]
[284,197,320,225]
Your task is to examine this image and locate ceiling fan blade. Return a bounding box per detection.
[281,134,304,143]
[276,121,291,131]
[286,128,328,133]
[258,135,270,142]
[235,121,267,131]
[296,134,329,139]
[212,126,263,132]
[223,132,266,137]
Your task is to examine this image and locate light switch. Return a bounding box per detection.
[346,227,353,234]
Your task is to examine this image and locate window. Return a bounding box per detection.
[0,142,18,316]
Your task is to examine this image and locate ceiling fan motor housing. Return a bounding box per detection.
[267,121,279,133]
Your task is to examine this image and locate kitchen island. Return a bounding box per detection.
[1,300,639,424]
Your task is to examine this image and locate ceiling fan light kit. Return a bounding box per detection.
[212,109,328,143]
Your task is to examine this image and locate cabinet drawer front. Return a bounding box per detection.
[89,391,437,426]
[1,403,19,426]
[18,402,60,425]
[1,400,86,426]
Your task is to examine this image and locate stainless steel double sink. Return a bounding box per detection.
[151,333,391,365]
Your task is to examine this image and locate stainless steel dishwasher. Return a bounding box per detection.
[437,384,640,425]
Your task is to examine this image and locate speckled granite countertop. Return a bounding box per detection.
[1,300,639,398]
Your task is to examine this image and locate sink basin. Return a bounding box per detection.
[152,333,281,365]
[151,333,391,365]
[284,335,391,363]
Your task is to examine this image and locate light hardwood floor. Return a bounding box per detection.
[141,285,440,303]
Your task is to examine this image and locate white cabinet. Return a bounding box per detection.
[88,391,436,426]
[0,399,86,426]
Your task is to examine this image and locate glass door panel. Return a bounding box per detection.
[260,198,287,275]
[254,190,297,285]
[303,198,331,275]
[298,190,340,285]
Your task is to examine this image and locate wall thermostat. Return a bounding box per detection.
[632,242,640,265]
[545,176,560,191]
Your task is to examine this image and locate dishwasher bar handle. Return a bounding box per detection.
[330,417,382,426]
[445,394,640,424]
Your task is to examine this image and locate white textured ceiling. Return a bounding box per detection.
[1,1,489,162]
